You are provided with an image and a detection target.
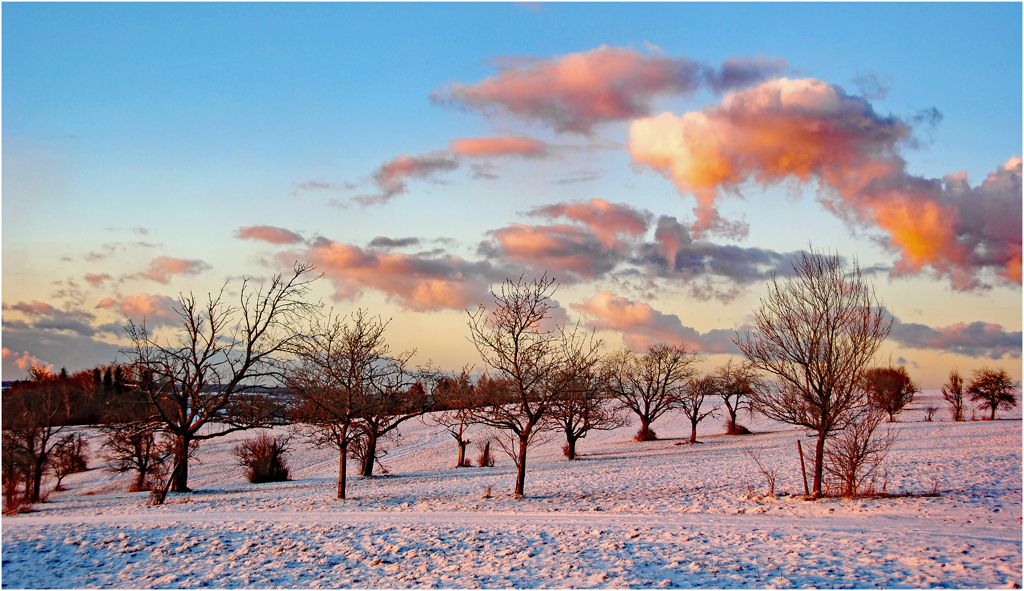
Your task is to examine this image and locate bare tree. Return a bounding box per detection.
[101,419,173,492]
[735,250,891,497]
[681,375,718,444]
[353,373,431,477]
[712,359,761,434]
[862,365,918,422]
[124,262,318,494]
[289,309,392,499]
[1,367,78,503]
[967,367,1020,420]
[429,367,480,468]
[549,364,623,460]
[823,409,898,497]
[605,343,701,441]
[941,369,966,422]
[49,433,88,492]
[467,274,599,497]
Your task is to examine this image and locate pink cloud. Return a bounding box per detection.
[356,152,459,206]
[2,347,54,373]
[299,239,496,312]
[435,46,786,134]
[236,225,304,245]
[529,198,651,249]
[450,136,548,157]
[84,273,112,287]
[481,223,619,279]
[6,300,59,315]
[116,293,181,327]
[891,317,1021,359]
[629,77,1021,289]
[134,256,211,284]
[574,291,739,354]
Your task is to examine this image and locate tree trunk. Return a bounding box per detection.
[990,405,997,420]
[689,420,698,444]
[456,439,468,468]
[565,433,578,460]
[337,443,348,500]
[637,416,656,441]
[360,431,378,477]
[29,458,44,503]
[812,429,826,497]
[172,435,191,492]
[726,410,737,434]
[514,435,529,497]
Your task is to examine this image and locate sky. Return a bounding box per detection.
[2,2,1021,388]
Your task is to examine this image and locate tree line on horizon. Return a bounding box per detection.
[3,254,1020,512]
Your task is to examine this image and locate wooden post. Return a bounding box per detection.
[797,439,809,496]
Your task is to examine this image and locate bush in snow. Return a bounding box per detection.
[234,433,291,484]
[476,440,494,468]
[823,409,897,497]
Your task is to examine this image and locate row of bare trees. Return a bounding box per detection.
[4,253,1019,508]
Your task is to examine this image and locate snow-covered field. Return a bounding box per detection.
[3,391,1021,588]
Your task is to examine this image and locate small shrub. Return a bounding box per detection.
[923,406,937,422]
[477,441,494,468]
[481,484,492,499]
[234,434,291,484]
[635,425,657,442]
[726,422,752,435]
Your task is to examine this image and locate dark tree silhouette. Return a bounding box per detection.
[862,365,918,422]
[967,367,1019,420]
[941,369,966,422]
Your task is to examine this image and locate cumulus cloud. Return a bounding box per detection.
[296,238,503,312]
[2,348,54,374]
[891,318,1022,359]
[629,78,1021,289]
[133,256,211,284]
[97,293,181,328]
[573,291,740,353]
[450,136,548,157]
[434,45,787,135]
[355,152,459,206]
[236,225,305,245]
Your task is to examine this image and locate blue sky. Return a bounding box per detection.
[3,3,1021,386]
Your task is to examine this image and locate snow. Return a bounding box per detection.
[3,391,1021,588]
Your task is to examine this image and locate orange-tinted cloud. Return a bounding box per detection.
[84,273,112,287]
[113,293,181,327]
[529,198,650,249]
[6,300,59,315]
[450,136,548,157]
[629,77,1021,288]
[435,45,786,134]
[134,256,211,284]
[2,348,54,373]
[299,238,499,312]
[574,291,739,353]
[236,225,304,245]
[481,223,616,279]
